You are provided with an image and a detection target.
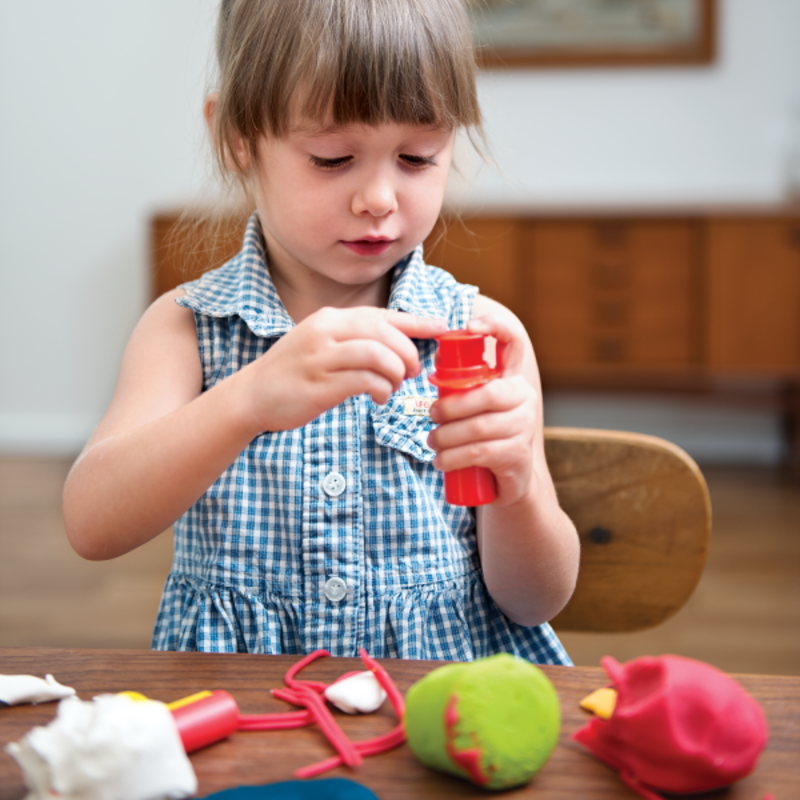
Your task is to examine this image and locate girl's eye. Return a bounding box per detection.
[400,154,437,169]
[309,155,352,170]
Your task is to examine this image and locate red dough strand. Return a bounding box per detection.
[237,709,314,731]
[235,648,405,779]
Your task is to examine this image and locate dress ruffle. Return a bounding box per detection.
[153,570,571,664]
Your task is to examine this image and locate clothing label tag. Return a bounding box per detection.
[402,396,433,417]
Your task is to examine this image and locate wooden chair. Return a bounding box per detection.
[543,427,711,633]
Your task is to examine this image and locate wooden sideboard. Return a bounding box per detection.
[151,206,800,466]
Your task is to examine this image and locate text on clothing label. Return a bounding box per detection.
[402,396,433,417]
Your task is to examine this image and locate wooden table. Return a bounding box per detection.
[0,649,796,799]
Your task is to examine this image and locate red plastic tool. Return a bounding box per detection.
[170,690,240,753]
[429,331,500,506]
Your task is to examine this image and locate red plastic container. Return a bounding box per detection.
[170,690,240,753]
[429,331,500,506]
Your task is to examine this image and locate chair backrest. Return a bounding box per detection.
[544,427,711,633]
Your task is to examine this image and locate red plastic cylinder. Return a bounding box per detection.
[429,331,499,506]
[170,690,239,753]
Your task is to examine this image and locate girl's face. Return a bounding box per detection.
[250,120,456,312]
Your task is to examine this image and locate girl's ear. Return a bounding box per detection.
[204,91,251,172]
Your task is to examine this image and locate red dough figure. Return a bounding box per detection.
[573,655,769,800]
[429,331,500,506]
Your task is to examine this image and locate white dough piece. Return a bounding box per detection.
[324,670,387,714]
[6,693,197,800]
[0,674,76,706]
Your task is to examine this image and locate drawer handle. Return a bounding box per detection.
[595,222,627,247]
[595,299,629,324]
[594,262,629,287]
[594,337,628,362]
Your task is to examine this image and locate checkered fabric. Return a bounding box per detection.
[152,213,571,665]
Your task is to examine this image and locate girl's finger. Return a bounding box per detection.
[466,312,525,375]
[431,436,520,474]
[375,312,445,377]
[319,370,398,408]
[428,406,531,453]
[382,310,448,340]
[326,340,408,389]
[324,308,444,378]
[431,377,535,424]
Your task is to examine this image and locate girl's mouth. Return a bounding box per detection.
[341,238,394,256]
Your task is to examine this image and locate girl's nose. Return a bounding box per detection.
[352,173,398,218]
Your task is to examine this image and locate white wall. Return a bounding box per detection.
[0,1,217,453]
[1,0,798,461]
[453,0,800,206]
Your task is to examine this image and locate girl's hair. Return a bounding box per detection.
[165,0,484,283]
[211,0,483,179]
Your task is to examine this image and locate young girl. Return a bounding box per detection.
[63,0,579,664]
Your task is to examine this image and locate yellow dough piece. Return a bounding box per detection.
[167,690,213,711]
[118,691,150,703]
[579,687,617,720]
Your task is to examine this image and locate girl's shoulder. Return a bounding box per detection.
[472,293,519,322]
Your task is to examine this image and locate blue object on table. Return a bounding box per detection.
[203,778,380,799]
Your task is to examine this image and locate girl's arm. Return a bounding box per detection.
[63,291,445,561]
[63,289,256,560]
[426,296,580,627]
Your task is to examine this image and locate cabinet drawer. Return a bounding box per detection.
[425,217,522,319]
[525,219,700,371]
[151,212,247,299]
[707,218,800,373]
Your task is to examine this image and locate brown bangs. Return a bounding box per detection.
[214,0,481,167]
[295,0,481,132]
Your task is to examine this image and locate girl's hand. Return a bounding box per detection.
[426,304,540,507]
[238,307,446,433]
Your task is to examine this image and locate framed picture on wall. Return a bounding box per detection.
[468,0,716,68]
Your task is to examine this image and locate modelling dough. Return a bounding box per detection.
[324,671,386,714]
[579,687,617,720]
[0,674,76,706]
[573,655,768,798]
[6,693,197,800]
[404,653,561,790]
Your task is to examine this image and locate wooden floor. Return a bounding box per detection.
[1,457,798,675]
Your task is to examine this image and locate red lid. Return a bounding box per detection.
[435,331,486,369]
[430,332,496,390]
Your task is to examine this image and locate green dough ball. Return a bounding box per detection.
[404,653,560,790]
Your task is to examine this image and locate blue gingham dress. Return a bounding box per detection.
[152,214,571,665]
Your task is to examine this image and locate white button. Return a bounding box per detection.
[323,577,348,602]
[322,472,346,497]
